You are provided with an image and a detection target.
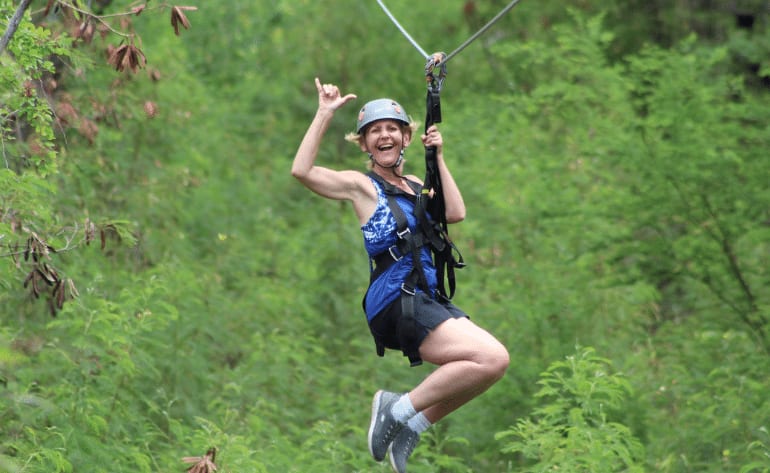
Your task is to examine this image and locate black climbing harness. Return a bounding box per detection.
[365,172,460,296]
[364,171,463,366]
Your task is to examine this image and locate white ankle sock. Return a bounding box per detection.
[407,412,432,434]
[391,394,417,423]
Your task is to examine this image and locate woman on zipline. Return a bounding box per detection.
[291,77,509,472]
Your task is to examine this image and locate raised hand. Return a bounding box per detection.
[315,77,357,112]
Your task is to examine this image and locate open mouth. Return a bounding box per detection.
[377,144,395,151]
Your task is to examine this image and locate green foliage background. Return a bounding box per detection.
[2,0,769,471]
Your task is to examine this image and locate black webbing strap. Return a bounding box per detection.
[398,284,422,366]
[365,172,431,294]
[418,52,466,301]
[364,172,432,366]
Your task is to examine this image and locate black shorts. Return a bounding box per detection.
[368,292,469,366]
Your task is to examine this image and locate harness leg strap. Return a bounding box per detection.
[398,293,423,367]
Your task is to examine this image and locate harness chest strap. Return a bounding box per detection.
[365,171,464,297]
[366,173,431,289]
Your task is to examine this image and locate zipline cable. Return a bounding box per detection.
[444,0,523,63]
[375,0,430,59]
[375,0,523,65]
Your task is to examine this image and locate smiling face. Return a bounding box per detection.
[360,119,412,168]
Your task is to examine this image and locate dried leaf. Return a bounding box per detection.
[53,280,65,309]
[121,46,133,71]
[78,118,99,144]
[85,218,96,245]
[148,68,162,82]
[29,232,56,258]
[30,274,41,299]
[56,101,79,126]
[44,77,58,94]
[144,101,158,118]
[109,44,148,74]
[35,267,55,286]
[75,19,96,43]
[131,45,147,72]
[23,81,34,97]
[170,6,197,36]
[182,448,217,473]
[132,4,146,15]
[108,44,129,71]
[23,271,34,289]
[41,263,59,283]
[66,278,80,299]
[26,233,53,261]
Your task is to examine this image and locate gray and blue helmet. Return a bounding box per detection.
[356,98,410,133]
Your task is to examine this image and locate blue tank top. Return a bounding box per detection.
[361,176,438,321]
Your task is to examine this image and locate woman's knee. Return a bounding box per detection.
[481,343,510,381]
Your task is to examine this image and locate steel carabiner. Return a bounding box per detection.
[425,52,447,93]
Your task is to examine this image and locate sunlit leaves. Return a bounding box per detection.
[496,347,644,472]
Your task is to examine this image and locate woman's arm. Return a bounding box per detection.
[291,78,361,201]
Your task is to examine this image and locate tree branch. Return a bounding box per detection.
[700,193,766,328]
[0,0,34,56]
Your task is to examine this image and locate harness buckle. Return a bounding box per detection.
[388,245,405,262]
[397,227,411,239]
[400,283,416,296]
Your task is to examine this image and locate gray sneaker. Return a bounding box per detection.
[367,390,404,462]
[388,427,420,473]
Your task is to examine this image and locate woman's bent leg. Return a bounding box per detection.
[409,317,509,423]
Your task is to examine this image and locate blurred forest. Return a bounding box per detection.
[1,0,769,471]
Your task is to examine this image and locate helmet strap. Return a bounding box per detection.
[395,148,405,167]
[370,148,404,170]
